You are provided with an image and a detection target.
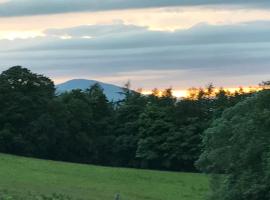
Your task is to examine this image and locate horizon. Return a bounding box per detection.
[55,77,264,98]
[0,65,265,98]
[0,1,269,89]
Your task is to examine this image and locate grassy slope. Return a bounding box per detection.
[0,153,209,200]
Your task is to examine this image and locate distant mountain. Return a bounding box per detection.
[56,79,125,101]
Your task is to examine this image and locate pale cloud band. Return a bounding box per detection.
[2,6,270,40]
[0,0,270,17]
[0,21,270,88]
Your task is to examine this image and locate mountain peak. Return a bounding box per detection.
[56,79,124,101]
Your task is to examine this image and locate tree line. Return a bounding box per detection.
[0,66,256,172]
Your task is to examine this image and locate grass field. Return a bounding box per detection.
[0,153,209,200]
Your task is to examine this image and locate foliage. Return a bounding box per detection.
[197,90,270,200]
[0,66,55,155]
[0,66,255,172]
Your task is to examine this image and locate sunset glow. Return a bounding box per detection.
[141,86,264,98]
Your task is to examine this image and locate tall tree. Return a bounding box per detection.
[86,83,115,164]
[112,87,147,167]
[197,89,270,200]
[0,66,55,155]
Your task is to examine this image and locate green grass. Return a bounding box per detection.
[0,153,209,200]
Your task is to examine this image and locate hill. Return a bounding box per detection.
[56,79,125,101]
[0,153,209,200]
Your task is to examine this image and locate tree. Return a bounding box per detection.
[136,89,181,170]
[173,95,212,171]
[112,87,147,167]
[0,66,55,155]
[136,103,176,169]
[197,90,270,200]
[86,83,115,164]
[54,89,96,162]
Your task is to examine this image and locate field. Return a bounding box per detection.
[0,153,209,200]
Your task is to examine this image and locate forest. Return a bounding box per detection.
[0,66,270,199]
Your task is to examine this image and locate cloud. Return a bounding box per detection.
[44,22,147,38]
[38,21,270,48]
[0,0,270,17]
[0,21,270,88]
[2,6,270,41]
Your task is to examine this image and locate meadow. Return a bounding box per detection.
[0,153,209,200]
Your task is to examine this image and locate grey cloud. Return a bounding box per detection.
[45,23,147,38]
[21,21,270,50]
[0,0,270,17]
[0,21,270,87]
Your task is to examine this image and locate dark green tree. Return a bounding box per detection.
[136,103,177,169]
[197,89,270,200]
[0,66,55,155]
[112,86,147,167]
[86,83,115,164]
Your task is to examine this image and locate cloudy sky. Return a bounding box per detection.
[0,0,270,90]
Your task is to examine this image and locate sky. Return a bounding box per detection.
[0,0,270,90]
